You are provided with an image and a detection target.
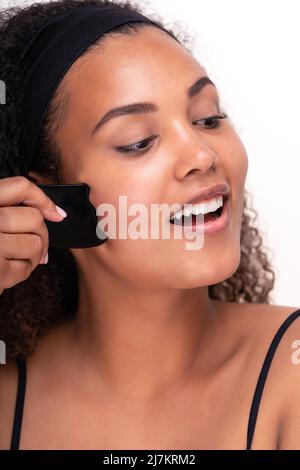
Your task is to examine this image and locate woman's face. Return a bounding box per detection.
[51,26,248,289]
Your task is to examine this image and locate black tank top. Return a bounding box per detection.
[9,308,300,450]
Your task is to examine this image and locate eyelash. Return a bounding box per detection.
[114,112,228,154]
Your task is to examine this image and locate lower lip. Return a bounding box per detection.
[170,197,230,236]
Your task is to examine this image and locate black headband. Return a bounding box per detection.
[18,4,176,176]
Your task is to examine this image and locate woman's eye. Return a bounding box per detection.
[194,112,228,129]
[114,112,228,155]
[114,135,156,154]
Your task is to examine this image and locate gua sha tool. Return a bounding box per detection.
[36,183,108,249]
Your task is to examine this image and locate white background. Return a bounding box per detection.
[2,0,300,306]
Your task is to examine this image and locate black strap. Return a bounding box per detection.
[246,308,300,450]
[10,357,27,450]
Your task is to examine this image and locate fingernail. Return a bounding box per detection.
[40,252,48,265]
[55,205,67,218]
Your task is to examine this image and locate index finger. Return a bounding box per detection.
[0,176,67,221]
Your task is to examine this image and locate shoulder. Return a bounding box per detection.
[224,301,300,449]
[217,300,300,374]
[256,304,300,450]
[212,300,300,347]
[214,300,300,333]
[213,300,300,448]
[234,302,300,354]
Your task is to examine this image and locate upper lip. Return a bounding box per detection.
[170,182,230,219]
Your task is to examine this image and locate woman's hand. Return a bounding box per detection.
[0,176,67,294]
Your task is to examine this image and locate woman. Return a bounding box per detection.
[0,0,299,450]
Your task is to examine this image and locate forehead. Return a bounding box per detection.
[60,26,213,109]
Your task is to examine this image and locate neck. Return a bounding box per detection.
[67,259,220,402]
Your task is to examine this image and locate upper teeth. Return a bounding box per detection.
[170,195,224,221]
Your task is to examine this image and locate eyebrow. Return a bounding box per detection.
[91,76,216,135]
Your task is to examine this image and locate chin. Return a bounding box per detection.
[179,245,242,289]
[210,248,242,286]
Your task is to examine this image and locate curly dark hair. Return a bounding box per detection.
[0,0,276,360]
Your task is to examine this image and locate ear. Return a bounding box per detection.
[27,170,54,185]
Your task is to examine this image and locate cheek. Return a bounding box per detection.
[228,132,249,184]
[75,164,142,211]
[221,132,248,214]
[222,130,248,181]
[86,174,160,249]
[234,143,248,221]
[86,159,168,235]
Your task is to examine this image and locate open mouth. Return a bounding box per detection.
[169,195,228,226]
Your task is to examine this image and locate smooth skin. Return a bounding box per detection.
[0,26,299,450]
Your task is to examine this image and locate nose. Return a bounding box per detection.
[172,130,218,179]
